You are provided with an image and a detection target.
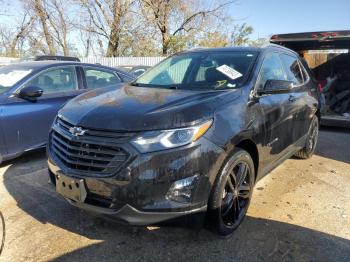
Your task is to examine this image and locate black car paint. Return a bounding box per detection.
[48,46,319,225]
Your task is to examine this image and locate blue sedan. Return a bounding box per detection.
[0,61,134,163]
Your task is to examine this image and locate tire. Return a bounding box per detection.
[294,116,319,159]
[0,211,5,256]
[208,148,255,236]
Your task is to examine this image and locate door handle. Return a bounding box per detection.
[288,95,297,102]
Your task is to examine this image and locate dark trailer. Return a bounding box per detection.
[271,30,350,128]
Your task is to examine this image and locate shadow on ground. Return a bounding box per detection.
[315,127,350,164]
[2,147,350,261]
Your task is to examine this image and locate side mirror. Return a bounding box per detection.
[18,86,43,100]
[260,80,294,95]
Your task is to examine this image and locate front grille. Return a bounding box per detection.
[51,118,134,176]
[57,117,136,142]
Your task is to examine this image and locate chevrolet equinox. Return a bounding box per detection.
[47,46,319,236]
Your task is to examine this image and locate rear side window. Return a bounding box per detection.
[84,68,120,89]
[280,54,303,85]
[299,61,310,83]
[24,66,78,94]
[118,71,134,82]
[256,52,287,89]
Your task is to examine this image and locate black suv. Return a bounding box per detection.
[47,46,319,236]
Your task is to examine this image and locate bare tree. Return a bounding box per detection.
[0,13,34,56]
[29,0,57,54]
[230,23,253,46]
[0,0,257,57]
[46,0,72,55]
[79,0,137,57]
[198,31,229,48]
[79,24,93,57]
[22,0,76,55]
[140,0,235,55]
[249,37,269,47]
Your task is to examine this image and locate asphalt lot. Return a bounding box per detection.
[0,127,349,262]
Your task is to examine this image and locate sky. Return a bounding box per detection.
[229,0,350,39]
[0,0,349,52]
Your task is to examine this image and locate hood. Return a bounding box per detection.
[59,84,241,131]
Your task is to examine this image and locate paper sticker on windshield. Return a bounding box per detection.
[216,65,242,80]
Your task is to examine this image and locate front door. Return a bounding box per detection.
[256,52,296,166]
[1,66,83,157]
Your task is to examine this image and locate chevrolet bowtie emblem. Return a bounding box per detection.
[69,126,86,136]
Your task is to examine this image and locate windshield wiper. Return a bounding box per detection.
[130,82,179,90]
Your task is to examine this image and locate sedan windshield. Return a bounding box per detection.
[0,65,33,94]
[134,51,258,90]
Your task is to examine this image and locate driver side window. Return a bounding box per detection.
[24,66,78,94]
[256,53,287,90]
[144,58,192,85]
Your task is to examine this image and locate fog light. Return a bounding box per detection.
[166,175,199,203]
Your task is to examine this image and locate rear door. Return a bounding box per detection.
[280,53,310,143]
[1,65,84,156]
[256,52,295,164]
[279,53,314,143]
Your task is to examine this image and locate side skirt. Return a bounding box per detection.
[257,134,308,180]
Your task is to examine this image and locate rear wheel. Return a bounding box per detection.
[208,148,255,236]
[294,116,319,159]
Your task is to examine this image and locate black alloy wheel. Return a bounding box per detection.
[294,116,319,159]
[221,162,252,227]
[307,117,319,153]
[208,148,255,236]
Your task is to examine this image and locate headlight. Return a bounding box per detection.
[131,119,213,153]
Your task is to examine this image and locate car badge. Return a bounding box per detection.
[69,126,86,136]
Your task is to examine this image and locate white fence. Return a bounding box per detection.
[0,57,20,66]
[80,56,165,67]
[0,56,165,67]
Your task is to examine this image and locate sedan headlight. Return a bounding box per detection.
[131,119,213,153]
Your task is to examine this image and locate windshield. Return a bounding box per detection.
[0,66,33,94]
[134,51,258,90]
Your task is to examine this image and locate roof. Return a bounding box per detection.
[183,46,261,53]
[180,45,297,55]
[1,60,121,72]
[34,55,80,62]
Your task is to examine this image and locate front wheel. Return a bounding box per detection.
[294,116,319,159]
[208,148,255,236]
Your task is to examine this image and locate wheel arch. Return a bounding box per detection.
[315,109,321,123]
[235,139,259,180]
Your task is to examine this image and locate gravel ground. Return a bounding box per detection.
[0,127,349,262]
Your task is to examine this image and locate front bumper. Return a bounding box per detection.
[48,135,225,225]
[67,200,207,225]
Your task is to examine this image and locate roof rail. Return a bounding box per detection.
[262,43,299,54]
